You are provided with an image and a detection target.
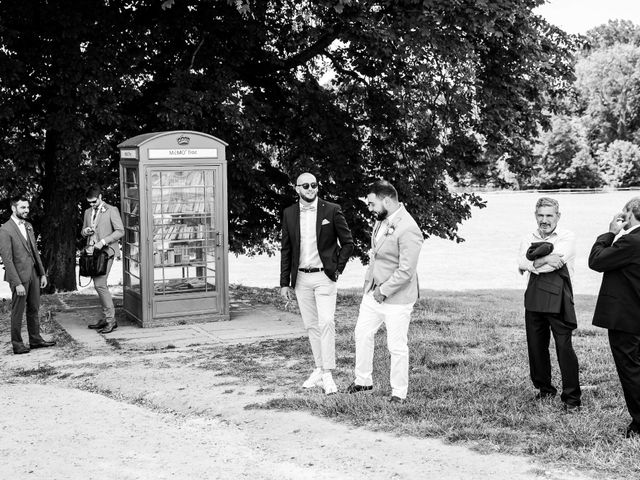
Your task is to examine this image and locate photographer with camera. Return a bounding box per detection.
[81,185,124,334]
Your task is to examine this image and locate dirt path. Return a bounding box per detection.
[0,346,593,480]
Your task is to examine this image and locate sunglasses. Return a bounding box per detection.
[87,199,99,205]
[297,182,318,190]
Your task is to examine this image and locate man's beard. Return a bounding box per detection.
[15,211,28,220]
[375,208,388,221]
[300,191,317,203]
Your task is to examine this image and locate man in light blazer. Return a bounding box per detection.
[589,197,640,438]
[0,194,55,354]
[280,172,354,395]
[81,185,124,334]
[346,180,423,403]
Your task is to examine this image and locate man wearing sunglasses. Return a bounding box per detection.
[280,172,354,394]
[81,185,124,334]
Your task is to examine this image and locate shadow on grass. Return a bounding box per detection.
[204,287,640,479]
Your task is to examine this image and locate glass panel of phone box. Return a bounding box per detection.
[151,170,217,295]
[122,167,141,295]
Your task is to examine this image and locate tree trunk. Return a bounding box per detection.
[40,131,81,293]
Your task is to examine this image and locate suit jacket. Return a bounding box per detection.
[589,228,640,334]
[524,266,577,327]
[363,205,423,305]
[280,198,354,288]
[0,218,46,290]
[82,202,125,258]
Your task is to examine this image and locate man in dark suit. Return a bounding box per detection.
[280,172,353,395]
[589,196,640,438]
[517,197,581,411]
[81,185,124,334]
[0,195,55,354]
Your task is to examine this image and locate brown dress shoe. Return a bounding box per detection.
[13,344,30,354]
[88,320,108,330]
[99,321,118,334]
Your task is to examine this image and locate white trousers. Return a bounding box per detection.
[354,292,414,399]
[295,271,337,370]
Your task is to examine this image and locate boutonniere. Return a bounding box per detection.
[384,224,397,236]
[98,205,107,214]
[25,223,33,231]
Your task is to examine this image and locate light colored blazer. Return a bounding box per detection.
[82,202,125,258]
[0,219,46,290]
[363,205,423,304]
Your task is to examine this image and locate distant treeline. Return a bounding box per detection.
[464,20,640,191]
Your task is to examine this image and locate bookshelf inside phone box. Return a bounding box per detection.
[118,131,229,327]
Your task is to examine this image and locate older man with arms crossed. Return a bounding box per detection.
[280,173,354,395]
[517,197,581,412]
[346,180,423,403]
[589,197,640,438]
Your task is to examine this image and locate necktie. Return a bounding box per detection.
[91,206,99,225]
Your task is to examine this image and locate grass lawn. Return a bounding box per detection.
[2,285,638,478]
[208,286,640,479]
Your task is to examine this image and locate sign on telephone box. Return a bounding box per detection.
[118,131,229,327]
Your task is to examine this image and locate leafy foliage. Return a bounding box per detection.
[531,116,601,188]
[0,0,576,289]
[524,21,640,189]
[597,140,640,187]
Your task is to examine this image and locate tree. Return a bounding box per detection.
[597,140,640,187]
[584,19,640,50]
[0,0,576,290]
[574,43,640,145]
[531,115,601,188]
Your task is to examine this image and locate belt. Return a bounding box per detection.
[299,267,324,273]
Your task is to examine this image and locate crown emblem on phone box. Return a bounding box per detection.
[177,135,190,145]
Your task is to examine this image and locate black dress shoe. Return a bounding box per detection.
[30,340,56,349]
[346,382,373,394]
[88,320,108,330]
[13,344,30,355]
[389,395,406,404]
[626,421,640,438]
[99,322,118,334]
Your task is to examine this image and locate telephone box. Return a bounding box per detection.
[118,131,229,327]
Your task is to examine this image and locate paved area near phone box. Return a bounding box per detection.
[54,291,307,351]
[0,293,595,480]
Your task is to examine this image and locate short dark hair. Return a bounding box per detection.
[85,184,102,199]
[368,180,398,201]
[10,194,29,207]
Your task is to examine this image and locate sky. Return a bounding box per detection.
[535,0,640,34]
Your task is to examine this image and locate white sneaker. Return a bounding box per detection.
[322,372,337,395]
[302,368,323,389]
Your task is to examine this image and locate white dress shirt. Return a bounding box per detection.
[299,198,322,269]
[11,215,28,240]
[614,223,640,243]
[517,226,576,278]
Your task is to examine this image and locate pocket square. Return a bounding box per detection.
[321,219,330,225]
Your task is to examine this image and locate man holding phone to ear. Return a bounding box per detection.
[589,197,640,438]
